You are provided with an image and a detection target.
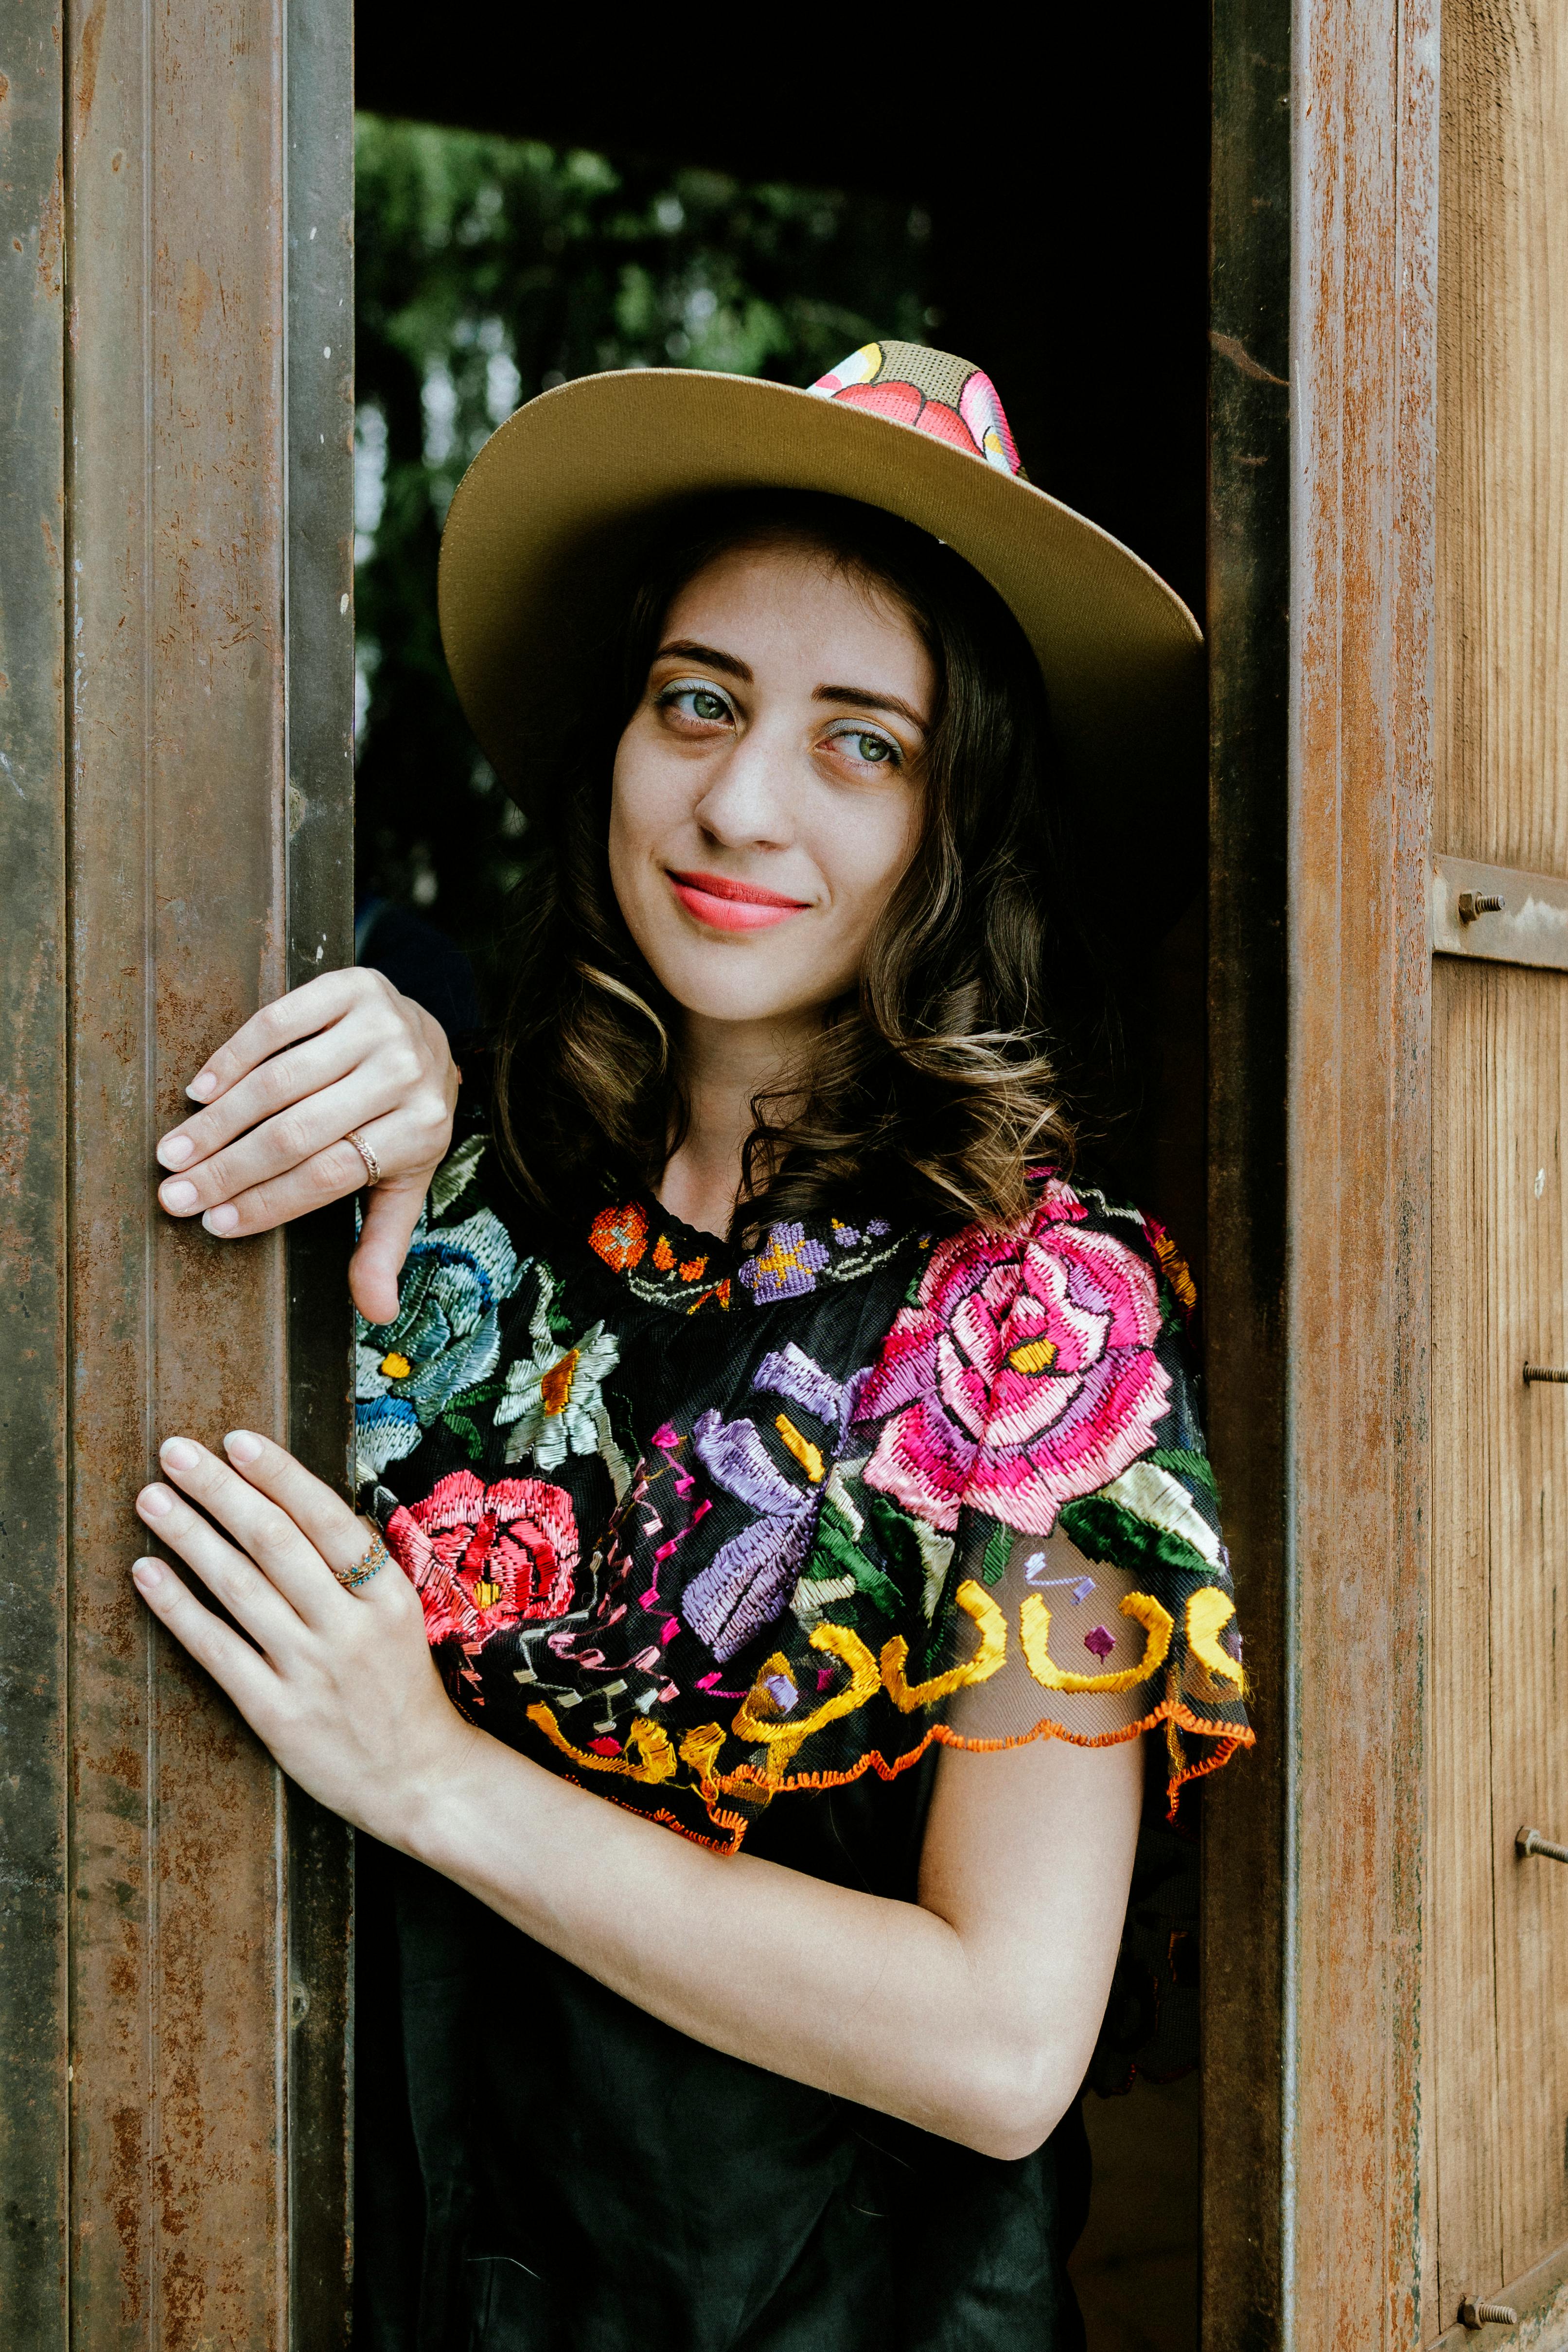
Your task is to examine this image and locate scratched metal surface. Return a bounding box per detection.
[1287,1,1439,2348]
[0,4,69,2341]
[62,0,354,2342]
[1204,6,1292,2347]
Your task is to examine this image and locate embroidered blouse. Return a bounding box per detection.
[357,1133,1251,1846]
[352,1123,1251,2352]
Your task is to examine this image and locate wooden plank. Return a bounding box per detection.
[0,4,68,2339]
[1434,0,1568,2328]
[1431,963,1568,2325]
[1436,0,1568,883]
[66,3,291,2338]
[63,0,353,2341]
[1288,0,1438,2348]
[1429,958,1508,2331]
[1203,0,1291,2344]
[1431,856,1568,971]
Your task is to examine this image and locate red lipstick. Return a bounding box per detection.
[666,869,811,932]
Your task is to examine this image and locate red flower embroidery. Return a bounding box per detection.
[386,1468,579,1647]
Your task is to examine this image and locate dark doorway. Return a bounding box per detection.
[351,19,1211,2348]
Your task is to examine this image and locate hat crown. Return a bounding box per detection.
[807,340,1025,479]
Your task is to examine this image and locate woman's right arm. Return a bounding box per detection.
[153,969,459,1321]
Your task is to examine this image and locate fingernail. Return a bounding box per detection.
[159,1437,200,1472]
[203,1204,239,1235]
[186,1073,217,1102]
[137,1484,175,1518]
[157,1134,194,1168]
[160,1179,199,1212]
[224,1429,263,1464]
[132,1557,166,1592]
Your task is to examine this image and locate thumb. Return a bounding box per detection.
[350,1174,429,1324]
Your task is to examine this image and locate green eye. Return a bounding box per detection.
[691,690,728,721]
[856,734,891,762]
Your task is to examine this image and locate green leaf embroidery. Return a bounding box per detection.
[978,1520,1013,1588]
[810,1507,901,1614]
[1057,1492,1216,1585]
[1151,1445,1220,1509]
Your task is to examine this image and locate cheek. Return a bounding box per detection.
[817,791,922,935]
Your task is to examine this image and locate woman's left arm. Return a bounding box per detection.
[133,1432,1142,2163]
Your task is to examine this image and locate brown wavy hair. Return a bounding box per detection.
[493,488,1113,1242]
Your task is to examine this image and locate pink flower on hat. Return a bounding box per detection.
[808,340,1023,477]
[385,1468,579,1647]
[856,1183,1169,1536]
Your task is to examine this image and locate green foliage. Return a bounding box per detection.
[353,115,931,997]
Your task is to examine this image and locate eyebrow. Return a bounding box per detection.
[814,684,927,732]
[652,639,753,683]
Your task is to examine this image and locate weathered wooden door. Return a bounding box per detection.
[0,0,355,2342]
[1427,3,1568,2338]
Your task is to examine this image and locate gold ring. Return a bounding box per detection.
[335,1532,390,1592]
[346,1127,382,1188]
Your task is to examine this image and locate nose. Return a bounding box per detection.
[691,717,795,849]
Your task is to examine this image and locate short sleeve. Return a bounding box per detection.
[852,1177,1251,1812]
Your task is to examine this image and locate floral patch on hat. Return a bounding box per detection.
[808,339,1024,479]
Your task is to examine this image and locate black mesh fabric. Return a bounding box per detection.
[357,1134,1250,1848]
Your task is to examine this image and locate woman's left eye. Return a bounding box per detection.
[826,726,900,769]
[658,682,733,725]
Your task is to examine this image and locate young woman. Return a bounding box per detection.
[136,341,1250,2351]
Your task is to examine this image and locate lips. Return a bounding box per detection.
[667,869,811,933]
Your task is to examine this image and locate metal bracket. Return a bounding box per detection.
[1432,855,1568,970]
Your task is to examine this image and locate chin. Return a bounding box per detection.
[648,936,843,1029]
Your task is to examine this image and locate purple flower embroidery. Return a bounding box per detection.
[681,1345,868,1661]
[1084,1625,1117,1661]
[738,1222,831,1304]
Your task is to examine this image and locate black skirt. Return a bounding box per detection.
[351,1761,1092,2352]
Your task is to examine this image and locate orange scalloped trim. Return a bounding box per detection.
[528,1693,1255,1855]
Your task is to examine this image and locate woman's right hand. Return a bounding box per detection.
[154,968,460,1324]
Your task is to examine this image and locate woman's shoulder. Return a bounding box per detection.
[855,1166,1213,1556]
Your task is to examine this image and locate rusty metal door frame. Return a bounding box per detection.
[1,0,355,2342]
[1205,0,1440,2347]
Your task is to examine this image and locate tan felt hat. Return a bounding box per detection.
[437,340,1205,871]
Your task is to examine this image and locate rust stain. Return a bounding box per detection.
[109,2101,146,2319]
[74,0,106,136]
[0,73,10,108]
[1210,328,1290,387]
[35,151,63,299]
[176,256,214,354]
[39,515,60,571]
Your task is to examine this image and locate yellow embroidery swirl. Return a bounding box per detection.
[527,1705,677,1783]
[881,1577,1007,1712]
[1019,1590,1174,1693]
[732,1620,880,1779]
[1184,1587,1245,1689]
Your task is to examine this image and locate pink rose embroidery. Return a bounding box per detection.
[386,1468,579,1647]
[857,1183,1170,1536]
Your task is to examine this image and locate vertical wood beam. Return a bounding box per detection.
[0,5,69,2340]
[1205,2,1293,2346]
[1287,2,1438,2349]
[9,1,354,2343]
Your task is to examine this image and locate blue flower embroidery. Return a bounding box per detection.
[355,1165,524,1482]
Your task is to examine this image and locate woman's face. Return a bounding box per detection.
[608,540,932,1032]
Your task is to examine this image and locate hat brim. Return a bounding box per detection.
[437,368,1205,907]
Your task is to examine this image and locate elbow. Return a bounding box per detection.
[934,2043,1077,2164]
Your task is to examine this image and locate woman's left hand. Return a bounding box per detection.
[131,1431,480,1842]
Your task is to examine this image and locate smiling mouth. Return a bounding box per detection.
[666,869,812,932]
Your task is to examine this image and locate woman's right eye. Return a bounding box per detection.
[656,681,733,726]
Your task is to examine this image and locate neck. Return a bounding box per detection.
[656,1008,818,1240]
